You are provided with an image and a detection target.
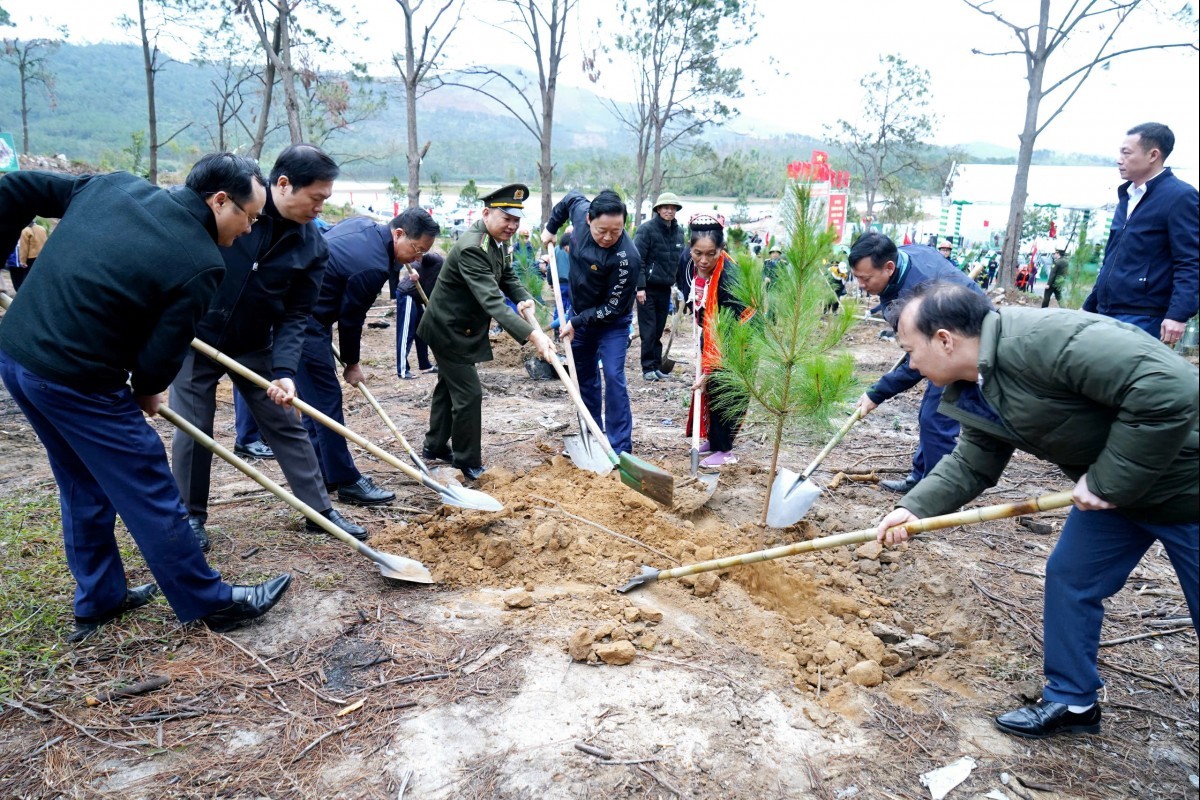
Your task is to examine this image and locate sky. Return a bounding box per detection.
[4,0,1198,167]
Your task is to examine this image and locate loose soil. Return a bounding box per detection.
[0,295,1196,799]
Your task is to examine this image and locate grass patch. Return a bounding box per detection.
[0,491,73,699]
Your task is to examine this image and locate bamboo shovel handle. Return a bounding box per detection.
[520,307,618,466]
[656,490,1074,582]
[330,346,413,456]
[544,244,584,391]
[404,264,430,306]
[799,407,864,480]
[190,339,442,491]
[158,404,375,555]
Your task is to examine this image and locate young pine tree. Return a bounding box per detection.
[712,181,859,526]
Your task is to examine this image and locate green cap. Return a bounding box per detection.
[653,191,683,211]
[480,183,529,218]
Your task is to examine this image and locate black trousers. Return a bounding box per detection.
[707,372,746,453]
[637,285,672,373]
[1041,285,1062,308]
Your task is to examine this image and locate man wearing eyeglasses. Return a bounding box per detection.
[170,144,370,549]
[292,208,440,505]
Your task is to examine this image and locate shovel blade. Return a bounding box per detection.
[658,356,676,374]
[765,469,823,528]
[364,545,435,584]
[619,453,674,506]
[616,565,660,593]
[564,432,614,475]
[438,482,504,512]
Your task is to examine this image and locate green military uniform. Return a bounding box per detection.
[418,184,535,472]
[1042,252,1069,308]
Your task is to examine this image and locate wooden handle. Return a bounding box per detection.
[404,264,430,306]
[799,408,864,479]
[657,491,1074,582]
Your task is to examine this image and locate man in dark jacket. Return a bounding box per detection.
[877,281,1197,739]
[1083,122,1199,345]
[419,184,557,479]
[634,191,684,380]
[542,189,642,454]
[295,208,438,505]
[396,250,444,377]
[850,232,989,494]
[170,144,367,548]
[0,155,291,638]
[1041,244,1069,308]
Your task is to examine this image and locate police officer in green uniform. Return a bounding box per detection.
[417,184,558,480]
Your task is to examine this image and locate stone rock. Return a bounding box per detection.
[623,607,641,623]
[634,632,658,651]
[1014,680,1043,702]
[846,660,884,687]
[893,633,942,659]
[467,555,485,570]
[593,622,617,640]
[483,538,514,568]
[878,548,903,564]
[595,641,637,665]
[854,541,884,561]
[639,607,664,623]
[503,590,533,609]
[610,626,632,642]
[694,545,715,562]
[858,560,881,576]
[869,621,907,644]
[692,573,720,597]
[568,627,594,661]
[920,576,951,597]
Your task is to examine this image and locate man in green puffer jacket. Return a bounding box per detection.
[875,281,1198,741]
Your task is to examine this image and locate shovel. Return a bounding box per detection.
[658,294,684,375]
[158,403,433,584]
[618,490,1073,592]
[766,408,864,528]
[687,311,718,500]
[522,306,675,506]
[189,338,503,513]
[333,346,431,477]
[541,245,612,476]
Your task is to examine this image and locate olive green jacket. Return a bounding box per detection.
[418,220,534,365]
[901,308,1199,524]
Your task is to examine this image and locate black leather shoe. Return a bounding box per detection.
[188,517,211,553]
[995,701,1101,739]
[336,476,395,506]
[880,475,919,494]
[69,583,160,643]
[421,445,452,463]
[306,508,368,541]
[234,440,275,459]
[201,574,292,633]
[454,462,486,481]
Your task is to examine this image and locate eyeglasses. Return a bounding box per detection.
[229,197,259,226]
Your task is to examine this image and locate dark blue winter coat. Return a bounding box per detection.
[310,216,397,366]
[546,190,641,329]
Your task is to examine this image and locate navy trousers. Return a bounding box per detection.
[911,380,959,481]
[1043,508,1199,706]
[0,350,230,623]
[1110,312,1162,339]
[294,326,360,487]
[233,386,262,447]
[396,294,431,373]
[572,315,634,455]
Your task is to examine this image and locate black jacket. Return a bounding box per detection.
[634,213,684,289]
[195,191,328,379]
[546,190,641,328]
[311,217,395,366]
[0,171,225,395]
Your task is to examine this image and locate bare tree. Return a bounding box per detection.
[1,34,62,154]
[119,0,200,184]
[194,18,265,152]
[831,54,934,223]
[296,53,385,158]
[963,0,1198,286]
[438,0,576,224]
[235,0,309,145]
[392,0,462,208]
[606,0,751,223]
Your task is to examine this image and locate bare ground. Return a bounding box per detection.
[0,302,1196,799]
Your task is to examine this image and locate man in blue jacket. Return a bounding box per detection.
[296,208,439,504]
[0,154,291,638]
[171,144,368,548]
[850,232,990,494]
[542,189,642,455]
[1083,122,1199,346]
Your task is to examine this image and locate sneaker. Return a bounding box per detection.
[700,451,737,467]
[697,440,713,456]
[422,365,438,374]
[234,440,275,459]
[643,371,660,382]
[654,370,672,380]
[399,370,416,380]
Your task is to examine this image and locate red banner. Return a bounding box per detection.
[827,193,848,242]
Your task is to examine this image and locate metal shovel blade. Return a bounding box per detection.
[616,565,661,593]
[766,468,823,528]
[364,544,435,583]
[437,481,505,512]
[564,431,614,475]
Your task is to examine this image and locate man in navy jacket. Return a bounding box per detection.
[1083,122,1199,345]
[296,208,439,504]
[170,145,368,547]
[0,155,291,638]
[850,232,991,494]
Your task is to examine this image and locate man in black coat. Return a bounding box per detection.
[0,154,291,639]
[295,208,439,504]
[634,191,685,380]
[170,144,368,548]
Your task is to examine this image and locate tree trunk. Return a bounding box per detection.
[275,4,303,144]
[249,17,281,160]
[137,0,159,185]
[19,61,29,154]
[405,81,420,208]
